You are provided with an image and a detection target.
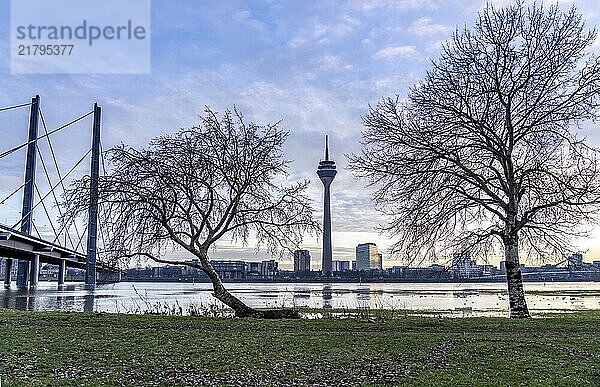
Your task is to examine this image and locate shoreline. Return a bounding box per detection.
[120,277,600,284]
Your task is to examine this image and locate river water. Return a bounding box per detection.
[1,281,600,317]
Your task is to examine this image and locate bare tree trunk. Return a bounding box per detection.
[200,259,254,317]
[504,242,530,318]
[199,257,299,319]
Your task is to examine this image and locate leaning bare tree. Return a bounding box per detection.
[65,107,318,318]
[349,2,600,318]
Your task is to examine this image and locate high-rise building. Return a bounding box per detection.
[452,251,480,279]
[499,261,507,274]
[247,262,262,277]
[261,259,279,277]
[317,135,337,276]
[294,250,311,273]
[332,260,350,272]
[568,252,584,271]
[356,243,379,271]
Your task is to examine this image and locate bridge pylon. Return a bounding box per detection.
[85,102,101,288]
[16,95,40,290]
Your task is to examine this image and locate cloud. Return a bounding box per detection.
[231,10,265,32]
[288,15,359,48]
[425,39,446,54]
[408,17,451,36]
[373,45,419,59]
[315,55,353,71]
[348,0,440,12]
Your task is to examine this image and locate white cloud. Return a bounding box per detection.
[288,15,359,48]
[425,39,446,53]
[231,10,265,32]
[408,17,451,36]
[373,45,419,59]
[348,0,439,12]
[315,55,353,71]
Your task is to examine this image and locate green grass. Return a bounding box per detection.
[0,310,599,386]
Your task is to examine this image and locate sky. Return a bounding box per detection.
[1,0,599,269]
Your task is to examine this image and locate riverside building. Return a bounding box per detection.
[356,243,382,270]
[293,250,311,273]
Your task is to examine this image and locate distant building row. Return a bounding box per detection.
[124,259,279,281]
[293,243,383,274]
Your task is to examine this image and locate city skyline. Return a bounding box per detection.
[2,0,600,268]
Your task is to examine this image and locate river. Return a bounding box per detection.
[1,281,599,317]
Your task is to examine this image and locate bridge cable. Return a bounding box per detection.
[0,178,30,205]
[75,222,89,253]
[98,216,107,259]
[99,139,108,175]
[97,209,110,264]
[0,102,31,113]
[31,219,43,239]
[38,108,83,245]
[0,110,93,160]
[33,182,61,244]
[11,148,92,230]
[35,143,77,250]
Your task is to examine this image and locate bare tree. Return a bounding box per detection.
[65,107,318,318]
[349,2,600,318]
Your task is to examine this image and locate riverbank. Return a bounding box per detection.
[1,310,599,386]
[122,277,600,283]
[36,276,600,284]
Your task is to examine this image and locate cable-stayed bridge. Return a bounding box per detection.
[0,95,119,289]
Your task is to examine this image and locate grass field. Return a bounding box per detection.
[0,310,599,386]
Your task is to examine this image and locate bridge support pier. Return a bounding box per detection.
[3,258,12,288]
[29,255,39,288]
[57,260,66,287]
[16,260,30,289]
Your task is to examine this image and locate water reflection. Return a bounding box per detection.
[56,294,75,310]
[83,293,95,313]
[356,286,371,301]
[1,288,38,311]
[322,284,332,309]
[0,281,600,316]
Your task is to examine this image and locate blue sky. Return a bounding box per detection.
[0,0,599,269]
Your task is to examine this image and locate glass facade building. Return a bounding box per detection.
[355,243,381,270]
[293,250,311,273]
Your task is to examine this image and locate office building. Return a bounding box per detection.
[211,260,247,279]
[293,250,311,273]
[568,252,584,271]
[356,243,380,271]
[332,260,350,272]
[452,251,481,279]
[261,259,279,277]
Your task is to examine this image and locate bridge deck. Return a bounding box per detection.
[0,224,85,268]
